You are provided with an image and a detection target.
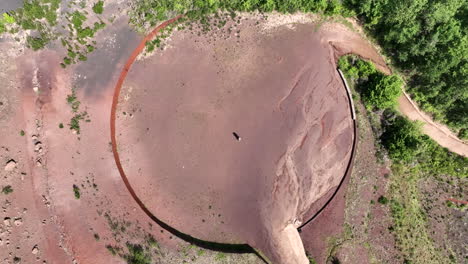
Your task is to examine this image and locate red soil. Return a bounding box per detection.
[114,18,363,263]
[0,14,396,264]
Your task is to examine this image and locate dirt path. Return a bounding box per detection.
[397,92,468,157]
[340,18,468,157]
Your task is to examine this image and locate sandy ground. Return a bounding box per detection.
[398,92,468,157]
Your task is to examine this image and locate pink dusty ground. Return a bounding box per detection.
[115,19,359,263]
[0,15,395,264]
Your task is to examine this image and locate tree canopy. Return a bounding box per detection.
[346,0,468,131]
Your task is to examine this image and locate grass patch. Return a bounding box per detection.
[377,195,388,205]
[214,252,226,261]
[66,89,90,134]
[146,235,159,248]
[73,184,80,199]
[445,201,466,211]
[106,245,117,256]
[340,55,468,263]
[1,185,13,194]
[389,165,449,263]
[92,1,104,15]
[123,243,152,264]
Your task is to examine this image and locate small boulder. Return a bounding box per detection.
[3,217,11,227]
[34,142,42,152]
[14,218,22,226]
[32,245,39,255]
[4,160,17,171]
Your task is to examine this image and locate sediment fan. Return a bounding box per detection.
[113,18,355,264]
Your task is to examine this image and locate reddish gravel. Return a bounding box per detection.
[0,14,396,264]
[113,18,365,263]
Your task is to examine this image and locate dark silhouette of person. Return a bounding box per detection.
[232,132,241,141]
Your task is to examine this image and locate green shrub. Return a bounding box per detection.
[27,36,48,50]
[78,54,87,61]
[458,129,468,140]
[106,245,117,255]
[381,116,424,163]
[73,184,80,199]
[1,185,13,194]
[363,74,402,109]
[214,252,226,261]
[308,255,318,264]
[124,243,152,264]
[377,195,388,204]
[146,235,158,248]
[71,11,86,29]
[2,13,15,24]
[92,1,104,14]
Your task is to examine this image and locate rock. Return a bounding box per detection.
[36,159,42,167]
[34,142,42,152]
[3,217,11,227]
[32,245,39,255]
[4,160,17,171]
[14,218,22,226]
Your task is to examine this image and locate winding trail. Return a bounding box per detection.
[398,92,468,157]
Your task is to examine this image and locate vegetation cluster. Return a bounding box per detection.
[66,89,90,134]
[348,0,467,137]
[340,55,467,263]
[0,0,108,67]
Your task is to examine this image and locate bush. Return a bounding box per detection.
[377,195,388,204]
[27,36,48,50]
[458,128,468,140]
[124,243,152,264]
[92,1,104,14]
[215,252,226,261]
[106,245,117,255]
[363,74,402,110]
[1,185,13,194]
[73,184,80,199]
[381,116,424,163]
